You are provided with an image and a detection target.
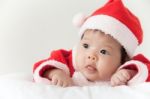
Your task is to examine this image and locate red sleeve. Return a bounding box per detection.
[132,54,150,82]
[119,54,150,85]
[33,49,72,84]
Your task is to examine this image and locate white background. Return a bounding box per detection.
[0,0,150,75]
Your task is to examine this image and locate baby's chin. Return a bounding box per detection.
[81,72,99,82]
[83,72,111,82]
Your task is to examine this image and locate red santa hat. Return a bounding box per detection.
[73,0,143,58]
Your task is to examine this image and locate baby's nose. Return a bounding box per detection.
[88,55,97,62]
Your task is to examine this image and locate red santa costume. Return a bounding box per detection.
[33,0,150,86]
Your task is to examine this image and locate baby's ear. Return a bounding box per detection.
[72,13,87,28]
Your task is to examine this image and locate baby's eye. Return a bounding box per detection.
[100,49,109,55]
[83,43,89,49]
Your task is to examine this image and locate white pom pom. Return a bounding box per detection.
[72,13,87,28]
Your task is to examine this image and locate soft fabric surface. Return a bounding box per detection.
[0,73,150,99]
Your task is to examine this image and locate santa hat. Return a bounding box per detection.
[73,0,143,58]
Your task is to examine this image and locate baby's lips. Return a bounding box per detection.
[86,65,97,73]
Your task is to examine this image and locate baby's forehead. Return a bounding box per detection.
[82,29,122,47]
[83,29,115,40]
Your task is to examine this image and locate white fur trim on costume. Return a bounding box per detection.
[72,71,110,86]
[79,15,138,57]
[119,60,148,85]
[33,60,70,84]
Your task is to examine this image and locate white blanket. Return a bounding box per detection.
[0,73,150,99]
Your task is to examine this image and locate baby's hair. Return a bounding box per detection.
[81,29,129,65]
[121,47,128,64]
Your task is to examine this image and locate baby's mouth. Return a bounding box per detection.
[85,65,97,73]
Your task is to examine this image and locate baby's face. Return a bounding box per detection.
[75,30,122,82]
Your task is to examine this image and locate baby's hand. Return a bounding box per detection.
[110,69,137,86]
[44,69,73,87]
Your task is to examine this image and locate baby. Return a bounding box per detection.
[33,0,150,87]
[43,29,137,87]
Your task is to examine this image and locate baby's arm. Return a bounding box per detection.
[110,69,137,86]
[43,69,73,87]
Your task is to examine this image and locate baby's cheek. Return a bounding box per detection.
[77,56,83,65]
[76,55,84,69]
[97,63,117,79]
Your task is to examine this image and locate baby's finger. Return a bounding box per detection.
[111,76,120,86]
[118,81,127,85]
[68,81,73,87]
[57,80,63,87]
[116,74,128,83]
[121,71,131,80]
[51,77,58,85]
[111,75,127,86]
[62,80,73,87]
[62,82,69,87]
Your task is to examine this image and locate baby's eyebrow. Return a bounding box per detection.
[82,37,90,40]
[103,44,113,50]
